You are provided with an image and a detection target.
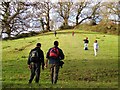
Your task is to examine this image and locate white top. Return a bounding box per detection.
[93,43,98,49]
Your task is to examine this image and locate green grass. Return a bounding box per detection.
[2,30,118,88]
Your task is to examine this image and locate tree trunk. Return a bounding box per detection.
[76,15,79,25]
[46,3,51,31]
[46,14,50,31]
[63,18,68,26]
[6,25,11,39]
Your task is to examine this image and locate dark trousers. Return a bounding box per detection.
[50,64,60,84]
[29,63,41,83]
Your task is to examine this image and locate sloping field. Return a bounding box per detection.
[2,30,118,88]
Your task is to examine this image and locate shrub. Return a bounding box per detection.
[59,25,74,30]
[13,31,39,39]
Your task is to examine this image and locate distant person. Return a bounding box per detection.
[93,40,99,56]
[83,37,89,50]
[72,31,74,36]
[45,41,64,84]
[27,43,44,84]
[54,31,57,37]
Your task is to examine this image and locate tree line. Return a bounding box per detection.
[0,0,119,39]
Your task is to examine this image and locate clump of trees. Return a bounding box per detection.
[0,0,119,39]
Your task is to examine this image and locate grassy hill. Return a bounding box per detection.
[75,22,119,35]
[2,30,118,88]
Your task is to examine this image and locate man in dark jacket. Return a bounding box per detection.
[28,43,44,84]
[83,37,89,50]
[45,41,64,84]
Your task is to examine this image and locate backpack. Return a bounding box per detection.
[49,47,59,58]
[30,49,39,62]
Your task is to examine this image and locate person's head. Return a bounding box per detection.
[86,37,88,39]
[36,43,41,47]
[54,41,59,47]
[94,40,97,43]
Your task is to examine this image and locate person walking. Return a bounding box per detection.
[83,37,89,50]
[93,40,99,56]
[54,31,57,37]
[45,41,64,84]
[72,31,74,36]
[27,43,44,84]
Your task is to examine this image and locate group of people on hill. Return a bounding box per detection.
[27,36,99,85]
[83,37,99,56]
[27,41,64,85]
[54,31,99,56]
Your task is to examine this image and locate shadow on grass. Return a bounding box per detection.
[2,81,62,89]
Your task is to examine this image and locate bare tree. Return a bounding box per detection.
[44,1,52,31]
[71,0,102,26]
[106,1,120,24]
[0,0,28,38]
[72,1,89,25]
[88,1,102,25]
[34,1,53,31]
[55,1,73,27]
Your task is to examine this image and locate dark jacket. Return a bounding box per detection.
[28,47,44,66]
[46,46,64,64]
[84,39,89,43]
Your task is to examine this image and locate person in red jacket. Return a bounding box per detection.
[72,31,74,36]
[45,41,64,84]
